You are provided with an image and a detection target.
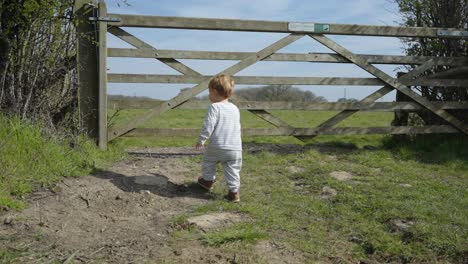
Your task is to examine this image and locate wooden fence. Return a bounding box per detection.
[75,1,468,149]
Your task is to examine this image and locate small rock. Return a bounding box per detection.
[4,216,13,225]
[399,183,412,188]
[50,185,62,193]
[286,166,305,174]
[173,249,182,256]
[329,171,353,181]
[390,219,414,233]
[320,186,337,199]
[115,195,123,200]
[140,190,151,195]
[187,213,247,230]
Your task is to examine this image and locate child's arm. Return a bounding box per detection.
[196,104,218,149]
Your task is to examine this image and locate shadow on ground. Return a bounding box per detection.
[92,168,213,200]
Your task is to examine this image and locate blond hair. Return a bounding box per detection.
[208,75,234,98]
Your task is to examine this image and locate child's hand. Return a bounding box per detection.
[195,143,204,151]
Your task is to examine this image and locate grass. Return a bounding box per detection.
[114,107,468,262]
[182,136,468,262]
[0,115,126,209]
[202,224,267,246]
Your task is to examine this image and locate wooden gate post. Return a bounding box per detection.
[75,0,99,144]
[75,0,108,149]
[97,1,108,150]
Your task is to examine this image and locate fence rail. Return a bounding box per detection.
[108,48,468,66]
[107,74,466,87]
[107,14,468,38]
[109,99,468,111]
[122,126,459,138]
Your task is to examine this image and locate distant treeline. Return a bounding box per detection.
[195,85,327,102]
[108,94,158,101]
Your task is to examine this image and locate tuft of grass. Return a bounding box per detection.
[202,225,267,246]
[0,115,126,209]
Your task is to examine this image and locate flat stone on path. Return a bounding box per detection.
[329,171,353,181]
[286,166,305,174]
[389,219,415,233]
[133,175,168,187]
[399,183,412,188]
[320,186,337,199]
[187,213,246,231]
[3,216,14,225]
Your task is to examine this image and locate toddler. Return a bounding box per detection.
[195,75,242,202]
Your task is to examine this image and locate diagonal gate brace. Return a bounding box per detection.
[309,34,468,136]
[108,33,305,140]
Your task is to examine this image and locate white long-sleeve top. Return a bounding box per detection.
[198,102,242,151]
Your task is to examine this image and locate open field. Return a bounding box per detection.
[109,109,395,147]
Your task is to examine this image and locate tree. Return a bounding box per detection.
[337,98,358,103]
[0,0,77,130]
[234,85,327,102]
[394,0,468,125]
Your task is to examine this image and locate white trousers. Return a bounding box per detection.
[202,149,242,193]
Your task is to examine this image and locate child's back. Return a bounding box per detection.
[201,102,241,151]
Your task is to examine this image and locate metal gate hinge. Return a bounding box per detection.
[89,16,121,22]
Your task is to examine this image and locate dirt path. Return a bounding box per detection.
[0,147,221,263]
[1,146,317,263]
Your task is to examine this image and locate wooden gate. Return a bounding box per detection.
[76,1,468,149]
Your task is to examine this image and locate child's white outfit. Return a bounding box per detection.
[198,102,242,192]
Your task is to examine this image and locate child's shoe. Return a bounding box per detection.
[197,177,215,191]
[226,191,240,203]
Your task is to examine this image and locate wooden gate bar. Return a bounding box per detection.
[248,109,294,129]
[108,48,468,66]
[108,33,305,140]
[421,66,468,79]
[109,99,468,111]
[123,125,459,137]
[107,74,465,87]
[108,27,200,76]
[310,34,468,135]
[107,14,468,38]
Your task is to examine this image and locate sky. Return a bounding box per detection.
[104,0,406,102]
